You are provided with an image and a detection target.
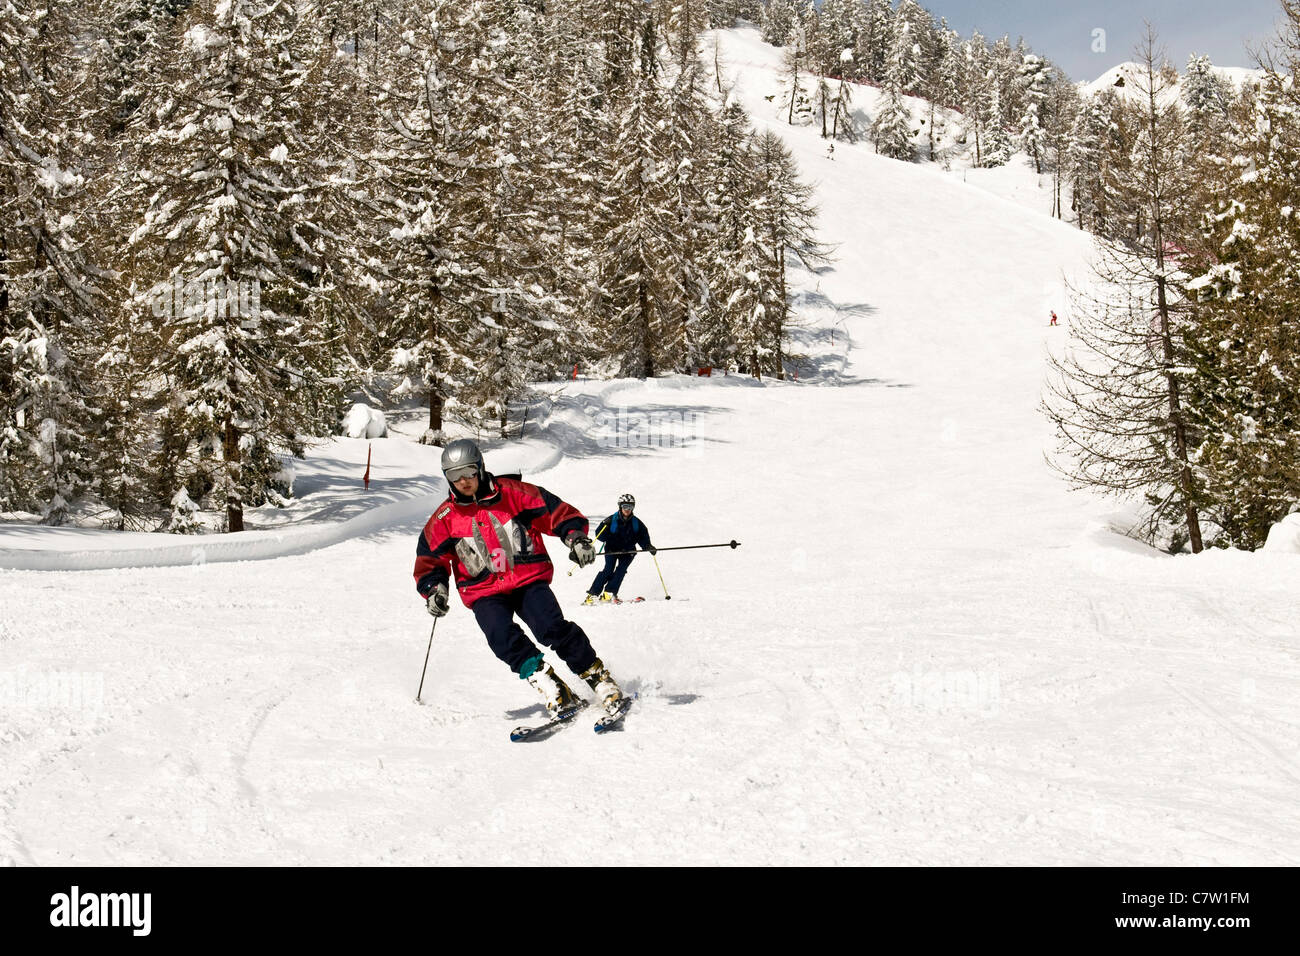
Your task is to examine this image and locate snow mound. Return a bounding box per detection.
[342,403,388,439]
[1263,513,1300,554]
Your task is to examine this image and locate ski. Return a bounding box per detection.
[509,700,589,743]
[593,694,636,734]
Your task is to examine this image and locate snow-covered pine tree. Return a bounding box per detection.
[445,2,585,436]
[99,0,188,137]
[831,52,858,143]
[1183,53,1233,147]
[979,75,1012,167]
[958,30,989,164]
[1043,65,1080,219]
[1018,54,1050,173]
[780,21,812,126]
[920,23,961,161]
[367,3,465,443]
[814,74,834,138]
[657,0,709,74]
[532,2,612,378]
[1068,90,1120,233]
[0,0,107,523]
[810,0,855,79]
[1184,51,1300,548]
[760,0,794,48]
[660,53,722,372]
[127,0,342,532]
[748,128,828,378]
[855,0,893,83]
[89,334,155,529]
[872,30,915,161]
[725,222,779,379]
[700,100,755,370]
[892,0,930,95]
[1043,31,1207,553]
[596,15,678,379]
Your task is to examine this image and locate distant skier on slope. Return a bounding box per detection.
[413,439,625,717]
[583,493,655,605]
[1050,310,1059,326]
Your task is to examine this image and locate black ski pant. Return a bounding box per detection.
[471,582,597,676]
[589,554,634,597]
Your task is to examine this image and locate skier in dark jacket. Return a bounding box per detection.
[414,439,624,716]
[583,494,655,605]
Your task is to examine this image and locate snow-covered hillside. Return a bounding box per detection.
[1083,61,1266,99]
[1,24,1298,867]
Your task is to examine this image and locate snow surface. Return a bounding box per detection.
[1,25,1298,866]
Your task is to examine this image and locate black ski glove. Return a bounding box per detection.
[566,532,596,567]
[426,583,450,618]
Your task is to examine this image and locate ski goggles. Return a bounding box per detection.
[445,464,479,483]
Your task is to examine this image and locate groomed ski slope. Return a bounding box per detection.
[1,25,1298,866]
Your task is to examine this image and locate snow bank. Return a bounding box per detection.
[1263,513,1300,554]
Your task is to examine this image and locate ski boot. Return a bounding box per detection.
[599,591,621,604]
[582,593,597,606]
[525,660,580,716]
[579,658,624,715]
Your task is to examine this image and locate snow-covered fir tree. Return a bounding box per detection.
[760,0,795,47]
[748,129,828,378]
[855,0,894,83]
[1184,59,1300,548]
[597,17,679,379]
[980,77,1013,167]
[872,23,916,161]
[126,0,344,532]
[0,0,107,523]
[699,100,756,370]
[1183,53,1233,143]
[1068,90,1121,233]
[1018,54,1050,173]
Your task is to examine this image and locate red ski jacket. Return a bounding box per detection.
[413,474,588,608]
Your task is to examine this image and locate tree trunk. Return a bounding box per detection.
[638,277,654,379]
[427,290,443,433]
[223,417,244,532]
[1155,274,1204,553]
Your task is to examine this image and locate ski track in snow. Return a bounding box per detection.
[2,25,1299,865]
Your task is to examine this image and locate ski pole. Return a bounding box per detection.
[416,617,438,704]
[601,540,741,557]
[651,553,671,600]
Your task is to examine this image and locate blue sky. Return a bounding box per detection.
[924,0,1285,80]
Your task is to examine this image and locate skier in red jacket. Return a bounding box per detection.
[414,439,624,716]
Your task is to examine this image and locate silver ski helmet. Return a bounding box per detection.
[618,493,635,511]
[441,439,484,484]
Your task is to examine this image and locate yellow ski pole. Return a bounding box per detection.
[651,552,671,600]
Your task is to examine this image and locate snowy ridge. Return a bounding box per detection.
[1082,61,1266,100]
[0,493,442,571]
